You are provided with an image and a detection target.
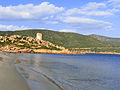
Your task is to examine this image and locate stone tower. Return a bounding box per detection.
[36,33,42,40]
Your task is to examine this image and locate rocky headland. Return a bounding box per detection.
[0,33,85,55]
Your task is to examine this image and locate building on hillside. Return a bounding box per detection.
[36,33,42,40]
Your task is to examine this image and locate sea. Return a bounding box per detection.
[13,53,120,90]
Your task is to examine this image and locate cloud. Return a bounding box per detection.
[82,2,106,10]
[0,1,116,32]
[64,2,120,16]
[0,2,64,21]
[59,29,76,32]
[109,0,120,2]
[65,8,113,16]
[59,16,112,30]
[0,24,30,31]
[108,0,120,8]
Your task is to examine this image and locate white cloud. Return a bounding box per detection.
[0,2,64,20]
[108,0,120,8]
[0,24,30,31]
[0,1,117,32]
[64,2,120,16]
[45,21,59,24]
[60,16,112,30]
[65,8,113,16]
[109,0,120,2]
[59,29,76,32]
[108,8,119,13]
[82,2,106,10]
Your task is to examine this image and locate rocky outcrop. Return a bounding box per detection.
[0,35,66,49]
[0,34,71,54]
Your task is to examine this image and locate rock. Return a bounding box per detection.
[15,59,21,64]
[0,33,70,54]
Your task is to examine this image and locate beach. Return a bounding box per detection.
[0,53,30,90]
[0,53,62,90]
[1,52,120,90]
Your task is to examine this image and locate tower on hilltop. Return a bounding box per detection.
[36,33,42,40]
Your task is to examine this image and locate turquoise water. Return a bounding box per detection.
[18,54,120,90]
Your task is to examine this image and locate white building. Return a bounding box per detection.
[36,33,42,40]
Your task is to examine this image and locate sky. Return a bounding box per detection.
[0,0,120,37]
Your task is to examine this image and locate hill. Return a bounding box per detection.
[0,35,64,50]
[0,29,112,48]
[90,34,120,46]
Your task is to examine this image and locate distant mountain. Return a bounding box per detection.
[90,34,120,46]
[0,29,112,48]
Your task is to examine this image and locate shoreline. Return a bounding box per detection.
[1,50,120,55]
[0,52,64,90]
[29,67,64,90]
[16,63,64,90]
[0,51,120,90]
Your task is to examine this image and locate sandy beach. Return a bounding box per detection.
[0,53,30,90]
[0,53,63,90]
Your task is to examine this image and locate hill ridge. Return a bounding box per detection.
[90,34,120,46]
[0,29,112,48]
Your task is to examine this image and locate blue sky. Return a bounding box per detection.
[0,0,120,37]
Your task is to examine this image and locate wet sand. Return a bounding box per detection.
[0,53,63,90]
[0,53,30,90]
[27,69,63,90]
[16,60,63,90]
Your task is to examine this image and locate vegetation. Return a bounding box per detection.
[0,29,112,48]
[90,34,120,46]
[71,47,120,53]
[1,29,120,53]
[0,41,12,46]
[0,34,62,50]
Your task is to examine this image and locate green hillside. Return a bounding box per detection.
[0,29,112,48]
[90,34,120,46]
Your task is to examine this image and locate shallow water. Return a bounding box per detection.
[16,54,120,90]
